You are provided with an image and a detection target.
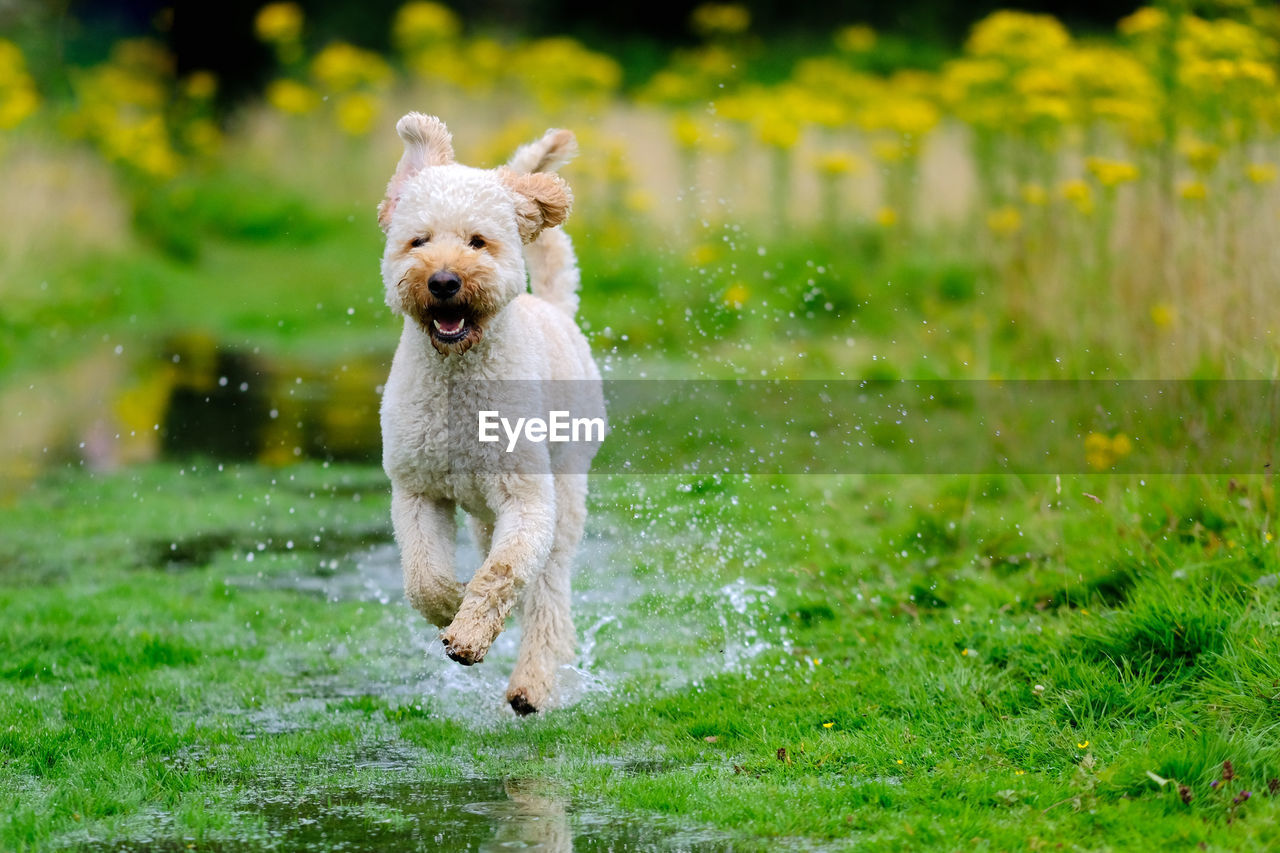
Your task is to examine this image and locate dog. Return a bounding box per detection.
[377,113,604,715]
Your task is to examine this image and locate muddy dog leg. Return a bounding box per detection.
[391,488,464,628]
[506,473,585,715]
[442,475,555,666]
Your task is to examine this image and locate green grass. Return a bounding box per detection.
[3,462,1280,850]
[3,142,1279,850]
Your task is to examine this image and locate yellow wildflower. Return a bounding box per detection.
[1150,303,1176,329]
[691,3,750,38]
[1183,140,1220,175]
[1085,433,1132,470]
[310,43,392,93]
[986,205,1022,236]
[672,113,703,149]
[1118,7,1166,38]
[966,11,1071,64]
[1021,183,1048,206]
[876,207,898,228]
[871,139,903,164]
[334,92,380,135]
[182,70,218,100]
[1060,179,1093,214]
[1247,163,1277,185]
[255,2,304,43]
[1085,157,1139,188]
[392,2,461,53]
[266,79,320,114]
[1077,740,1089,749]
[1179,180,1208,201]
[723,283,749,307]
[835,24,876,53]
[823,722,835,728]
[815,151,860,176]
[0,76,37,129]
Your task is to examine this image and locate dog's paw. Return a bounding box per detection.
[506,686,540,716]
[440,615,500,666]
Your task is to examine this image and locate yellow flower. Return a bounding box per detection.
[182,70,218,100]
[310,42,392,93]
[1118,7,1166,38]
[871,139,903,164]
[690,3,750,38]
[266,79,320,114]
[0,39,39,129]
[1247,163,1277,185]
[823,722,835,728]
[254,2,303,43]
[672,113,703,149]
[876,207,898,228]
[689,243,719,266]
[1085,433,1131,470]
[1183,140,1220,175]
[1060,179,1093,214]
[835,24,876,53]
[815,151,860,176]
[1085,157,1139,188]
[334,92,380,135]
[184,118,221,156]
[0,83,37,130]
[986,205,1022,236]
[1179,180,1208,201]
[392,2,461,53]
[1020,183,1048,206]
[1077,740,1090,749]
[966,11,1071,64]
[1150,303,1176,329]
[723,283,749,307]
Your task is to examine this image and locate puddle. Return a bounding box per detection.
[225,515,791,726]
[75,776,743,852]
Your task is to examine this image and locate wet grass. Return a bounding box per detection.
[3,461,1280,850]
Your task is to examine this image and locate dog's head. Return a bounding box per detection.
[378,113,572,355]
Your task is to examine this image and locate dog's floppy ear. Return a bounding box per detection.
[377,113,455,232]
[499,168,573,244]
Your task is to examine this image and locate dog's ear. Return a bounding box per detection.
[506,128,578,174]
[377,113,455,232]
[499,169,573,244]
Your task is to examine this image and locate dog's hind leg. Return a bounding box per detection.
[392,489,465,628]
[506,473,585,715]
[441,474,555,667]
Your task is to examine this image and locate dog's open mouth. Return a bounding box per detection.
[430,308,470,342]
[420,303,484,352]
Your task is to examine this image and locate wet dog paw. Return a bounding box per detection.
[507,687,539,716]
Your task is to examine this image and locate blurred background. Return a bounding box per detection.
[1,0,1278,492]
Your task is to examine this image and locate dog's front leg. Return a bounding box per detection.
[442,475,555,666]
[391,488,464,628]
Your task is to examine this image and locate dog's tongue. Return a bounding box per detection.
[433,317,466,335]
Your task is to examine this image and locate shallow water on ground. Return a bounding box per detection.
[78,776,743,852]
[228,517,791,726]
[81,510,796,850]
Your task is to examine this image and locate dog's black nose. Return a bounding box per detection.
[427,271,461,299]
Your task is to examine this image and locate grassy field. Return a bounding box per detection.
[4,3,1280,849]
[3,462,1280,850]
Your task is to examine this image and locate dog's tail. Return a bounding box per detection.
[508,129,581,318]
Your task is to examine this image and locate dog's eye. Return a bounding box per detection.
[468,235,487,250]
[410,235,430,248]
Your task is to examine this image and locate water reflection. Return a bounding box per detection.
[79,776,736,851]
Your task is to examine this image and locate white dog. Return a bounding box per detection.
[377,113,603,715]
